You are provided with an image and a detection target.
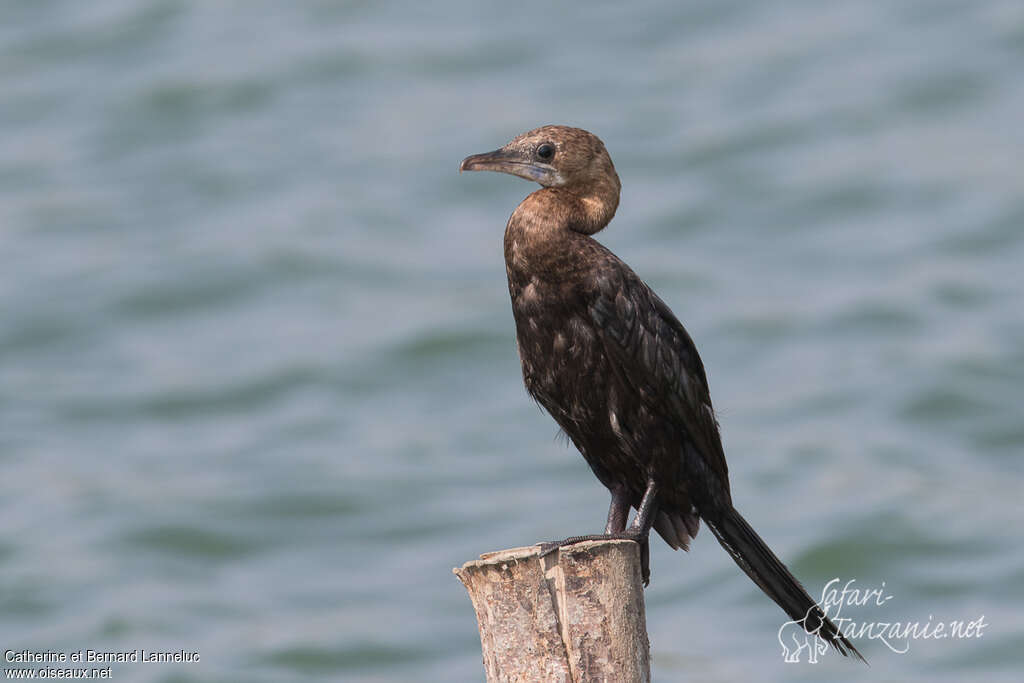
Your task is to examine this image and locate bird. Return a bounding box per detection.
[460,125,864,660]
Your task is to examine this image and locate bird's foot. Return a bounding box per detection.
[538,531,651,586]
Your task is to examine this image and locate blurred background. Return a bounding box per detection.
[1,1,1022,681]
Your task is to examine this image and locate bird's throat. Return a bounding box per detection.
[511,178,619,238]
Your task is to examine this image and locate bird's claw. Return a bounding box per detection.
[537,532,651,585]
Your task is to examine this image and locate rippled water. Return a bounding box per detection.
[2,1,1022,681]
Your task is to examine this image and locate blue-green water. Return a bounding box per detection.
[2,1,1022,681]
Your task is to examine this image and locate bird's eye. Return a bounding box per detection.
[537,143,555,160]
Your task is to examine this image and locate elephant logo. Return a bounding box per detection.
[778,608,830,663]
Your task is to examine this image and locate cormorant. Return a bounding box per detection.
[460,125,863,660]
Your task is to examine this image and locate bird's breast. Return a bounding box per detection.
[509,274,606,418]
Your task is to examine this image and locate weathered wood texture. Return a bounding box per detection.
[454,540,650,683]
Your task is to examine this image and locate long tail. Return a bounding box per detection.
[704,505,866,662]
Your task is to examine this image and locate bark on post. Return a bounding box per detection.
[453,539,650,683]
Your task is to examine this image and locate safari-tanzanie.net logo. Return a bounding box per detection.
[778,578,988,663]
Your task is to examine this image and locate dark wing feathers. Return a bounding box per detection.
[586,263,730,492]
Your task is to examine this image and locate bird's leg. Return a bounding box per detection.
[629,477,658,533]
[604,484,631,534]
[628,478,659,585]
[539,479,659,585]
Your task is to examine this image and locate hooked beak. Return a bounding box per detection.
[459,148,555,184]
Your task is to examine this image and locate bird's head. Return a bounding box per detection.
[460,125,618,191]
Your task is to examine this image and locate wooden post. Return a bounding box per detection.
[453,540,650,683]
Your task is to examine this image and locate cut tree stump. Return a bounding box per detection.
[454,539,650,683]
